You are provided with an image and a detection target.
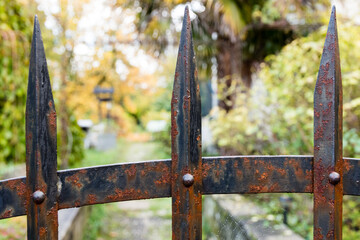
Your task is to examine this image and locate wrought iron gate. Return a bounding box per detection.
[0,6,359,240]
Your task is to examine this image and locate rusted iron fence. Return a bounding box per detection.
[0,6,358,240]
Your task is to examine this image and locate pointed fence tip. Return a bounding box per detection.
[184,5,189,14]
[32,15,41,38]
[34,15,39,27]
[326,5,338,38]
[330,5,336,21]
[183,5,190,24]
[180,5,192,39]
[177,5,192,51]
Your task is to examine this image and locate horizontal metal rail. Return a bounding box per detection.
[1,155,359,220]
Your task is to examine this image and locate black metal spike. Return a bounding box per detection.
[313,6,343,240]
[171,6,202,240]
[26,15,58,239]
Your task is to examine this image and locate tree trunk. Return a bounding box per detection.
[216,38,251,112]
[216,38,233,112]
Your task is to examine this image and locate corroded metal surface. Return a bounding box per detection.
[58,160,171,208]
[1,157,360,220]
[0,177,27,219]
[0,7,357,239]
[313,6,343,240]
[26,16,59,239]
[171,6,202,239]
[202,156,313,194]
[343,158,360,196]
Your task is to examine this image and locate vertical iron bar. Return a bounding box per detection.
[314,6,343,240]
[26,16,59,239]
[171,6,202,240]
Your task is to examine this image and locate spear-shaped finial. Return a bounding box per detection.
[313,6,343,240]
[171,5,202,240]
[26,15,58,240]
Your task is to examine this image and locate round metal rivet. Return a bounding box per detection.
[182,174,194,187]
[33,190,45,204]
[329,171,340,185]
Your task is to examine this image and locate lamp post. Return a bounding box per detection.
[93,86,114,121]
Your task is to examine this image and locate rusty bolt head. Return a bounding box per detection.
[182,173,194,187]
[33,190,45,204]
[329,171,341,185]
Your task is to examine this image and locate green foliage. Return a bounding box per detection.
[0,0,31,163]
[212,23,360,157]
[343,196,360,240]
[259,23,360,157]
[82,205,106,240]
[0,1,84,165]
[247,193,313,238]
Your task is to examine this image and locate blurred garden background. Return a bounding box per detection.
[0,0,360,239]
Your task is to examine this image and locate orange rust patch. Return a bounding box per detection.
[105,188,149,202]
[107,171,118,182]
[304,184,313,193]
[314,227,324,240]
[269,183,279,192]
[39,227,46,237]
[326,230,334,239]
[243,158,250,168]
[66,174,83,188]
[48,111,56,127]
[1,209,13,218]
[125,164,137,177]
[172,190,180,214]
[314,126,324,140]
[46,206,59,231]
[87,194,97,204]
[74,200,81,207]
[236,169,243,179]
[194,194,202,206]
[343,159,353,172]
[17,181,26,196]
[155,172,171,186]
[171,109,179,138]
[36,150,41,167]
[259,172,268,181]
[277,168,286,176]
[5,180,26,197]
[172,152,178,164]
[6,180,17,189]
[305,169,313,181]
[48,110,57,139]
[249,185,262,193]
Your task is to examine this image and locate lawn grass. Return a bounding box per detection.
[73,139,170,168]
[0,216,27,240]
[84,198,172,240]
